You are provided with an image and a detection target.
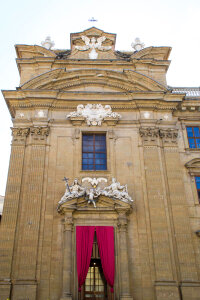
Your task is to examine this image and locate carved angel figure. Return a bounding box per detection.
[86,188,101,208]
[102,178,133,202]
[75,35,112,59]
[59,178,85,204]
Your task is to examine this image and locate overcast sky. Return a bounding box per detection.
[0,0,199,195]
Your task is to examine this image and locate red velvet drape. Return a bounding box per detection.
[96,226,115,293]
[76,226,115,293]
[76,226,95,291]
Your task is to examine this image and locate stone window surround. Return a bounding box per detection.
[185,158,200,205]
[75,128,114,175]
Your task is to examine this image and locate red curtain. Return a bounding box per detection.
[76,226,115,293]
[76,226,95,291]
[96,226,115,293]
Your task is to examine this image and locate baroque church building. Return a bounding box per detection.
[0,27,200,300]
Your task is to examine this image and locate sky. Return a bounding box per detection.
[0,0,199,195]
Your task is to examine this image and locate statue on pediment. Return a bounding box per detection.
[59,178,85,205]
[102,178,132,202]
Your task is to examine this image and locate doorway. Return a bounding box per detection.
[80,232,110,300]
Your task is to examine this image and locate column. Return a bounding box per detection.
[61,210,74,300]
[12,126,49,300]
[117,209,133,300]
[0,127,29,300]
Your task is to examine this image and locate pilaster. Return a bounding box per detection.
[139,126,180,299]
[60,209,74,300]
[12,126,49,300]
[117,209,133,300]
[160,127,200,298]
[0,127,29,300]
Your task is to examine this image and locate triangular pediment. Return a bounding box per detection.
[21,68,167,92]
[185,158,200,174]
[57,195,132,214]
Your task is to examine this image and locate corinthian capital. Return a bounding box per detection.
[11,127,30,143]
[30,126,50,139]
[159,128,178,144]
[11,127,30,137]
[139,127,159,143]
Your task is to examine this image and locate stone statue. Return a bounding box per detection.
[58,177,133,210]
[75,35,112,59]
[59,178,85,205]
[102,178,133,202]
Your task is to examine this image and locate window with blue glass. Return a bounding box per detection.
[82,134,107,170]
[195,176,200,203]
[186,127,200,148]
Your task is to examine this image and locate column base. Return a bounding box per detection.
[155,281,180,300]
[12,280,37,300]
[181,282,200,300]
[0,280,11,300]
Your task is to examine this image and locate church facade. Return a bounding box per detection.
[0,27,200,300]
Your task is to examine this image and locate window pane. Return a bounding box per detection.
[187,127,194,137]
[195,177,200,189]
[82,134,106,170]
[193,127,200,137]
[188,138,196,148]
[196,139,200,148]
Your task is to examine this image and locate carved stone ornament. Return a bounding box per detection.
[75,36,112,59]
[58,177,133,211]
[66,104,121,126]
[139,127,159,140]
[30,126,50,137]
[11,127,30,137]
[159,128,178,143]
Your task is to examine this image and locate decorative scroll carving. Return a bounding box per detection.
[159,128,178,144]
[66,104,121,126]
[75,36,112,59]
[30,126,50,139]
[58,177,133,210]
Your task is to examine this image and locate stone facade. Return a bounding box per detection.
[0,27,200,300]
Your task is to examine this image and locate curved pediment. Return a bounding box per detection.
[20,68,167,92]
[185,158,200,175]
[15,44,56,58]
[131,46,171,60]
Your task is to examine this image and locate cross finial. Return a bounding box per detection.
[88,17,98,22]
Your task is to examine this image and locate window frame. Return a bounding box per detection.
[186,126,200,149]
[195,176,200,204]
[82,133,107,171]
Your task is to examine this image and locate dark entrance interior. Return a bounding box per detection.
[80,232,113,300]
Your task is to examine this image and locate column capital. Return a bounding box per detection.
[63,214,74,231]
[159,128,178,145]
[11,127,30,144]
[139,126,159,145]
[30,126,50,140]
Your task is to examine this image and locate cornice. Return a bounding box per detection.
[2,89,183,118]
